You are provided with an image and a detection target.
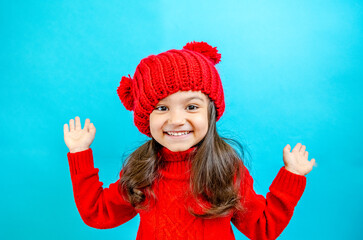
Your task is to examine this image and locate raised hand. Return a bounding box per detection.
[64,116,96,153]
[283,143,317,176]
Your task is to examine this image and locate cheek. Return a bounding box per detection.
[150,115,164,133]
[194,113,209,133]
[149,114,157,133]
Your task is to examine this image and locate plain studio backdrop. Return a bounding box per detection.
[0,0,362,239]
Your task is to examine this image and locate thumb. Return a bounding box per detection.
[283,144,291,153]
[89,123,96,134]
[311,158,317,167]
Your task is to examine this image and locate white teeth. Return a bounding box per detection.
[166,131,190,136]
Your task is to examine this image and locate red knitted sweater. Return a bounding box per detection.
[67,146,306,240]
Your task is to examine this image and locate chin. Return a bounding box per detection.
[165,145,191,152]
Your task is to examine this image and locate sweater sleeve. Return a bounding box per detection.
[231,165,306,240]
[67,148,137,229]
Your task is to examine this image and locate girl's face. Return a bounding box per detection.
[150,90,210,152]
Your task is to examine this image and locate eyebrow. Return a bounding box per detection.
[184,96,204,102]
[159,96,205,104]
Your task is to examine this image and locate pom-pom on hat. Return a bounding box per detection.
[117,41,225,138]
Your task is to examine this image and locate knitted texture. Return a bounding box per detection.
[117,41,225,137]
[67,148,307,240]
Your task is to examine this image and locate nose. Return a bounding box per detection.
[168,109,186,125]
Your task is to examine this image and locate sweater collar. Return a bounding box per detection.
[158,146,198,180]
[159,146,198,162]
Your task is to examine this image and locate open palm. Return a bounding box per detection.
[283,143,316,176]
[63,116,96,153]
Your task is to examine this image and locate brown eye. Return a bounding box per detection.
[187,105,198,111]
[155,106,167,111]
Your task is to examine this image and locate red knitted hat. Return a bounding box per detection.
[117,41,225,138]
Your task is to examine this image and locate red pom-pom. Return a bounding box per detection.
[117,74,134,111]
[183,41,221,65]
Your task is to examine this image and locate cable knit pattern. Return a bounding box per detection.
[67,148,306,240]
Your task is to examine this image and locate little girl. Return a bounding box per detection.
[63,41,316,240]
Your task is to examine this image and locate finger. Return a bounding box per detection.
[63,124,69,133]
[69,119,75,131]
[300,145,306,153]
[304,151,309,158]
[75,116,81,130]
[84,118,90,131]
[292,143,302,153]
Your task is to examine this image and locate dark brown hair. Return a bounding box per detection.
[119,100,251,219]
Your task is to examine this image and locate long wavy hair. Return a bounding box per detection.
[119,100,252,219]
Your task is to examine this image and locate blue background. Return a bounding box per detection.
[1,0,362,239]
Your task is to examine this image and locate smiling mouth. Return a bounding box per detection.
[164,131,192,136]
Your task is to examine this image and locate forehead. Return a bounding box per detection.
[158,90,209,103]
